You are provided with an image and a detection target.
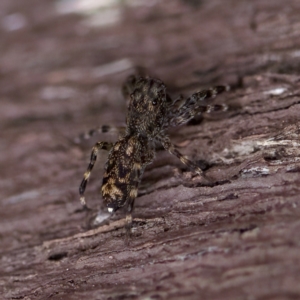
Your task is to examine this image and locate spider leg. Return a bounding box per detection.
[74,125,125,144]
[124,198,135,245]
[79,141,113,209]
[168,85,229,127]
[124,168,140,245]
[159,136,203,175]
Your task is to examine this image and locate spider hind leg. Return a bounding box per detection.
[79,141,113,209]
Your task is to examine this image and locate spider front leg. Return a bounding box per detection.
[79,141,113,209]
[168,85,230,127]
[159,136,203,176]
[74,125,125,144]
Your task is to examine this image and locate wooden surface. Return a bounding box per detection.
[1,1,300,299]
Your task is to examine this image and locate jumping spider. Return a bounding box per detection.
[79,75,229,238]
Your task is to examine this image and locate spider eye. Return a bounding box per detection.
[152,100,157,105]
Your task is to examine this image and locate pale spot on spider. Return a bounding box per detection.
[129,188,138,198]
[133,162,141,170]
[126,145,134,156]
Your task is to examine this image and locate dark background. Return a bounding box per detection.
[1,0,300,299]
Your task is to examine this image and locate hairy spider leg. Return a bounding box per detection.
[160,137,203,175]
[168,85,229,127]
[125,182,138,245]
[171,85,229,110]
[124,160,143,243]
[74,125,126,144]
[79,141,113,208]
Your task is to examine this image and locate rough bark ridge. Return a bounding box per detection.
[1,1,300,299]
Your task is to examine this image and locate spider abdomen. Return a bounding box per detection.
[101,135,154,212]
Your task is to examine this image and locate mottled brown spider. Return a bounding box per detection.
[79,75,229,237]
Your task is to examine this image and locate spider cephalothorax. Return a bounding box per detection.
[126,77,170,137]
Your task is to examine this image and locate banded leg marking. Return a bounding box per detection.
[79,141,113,208]
[161,138,203,175]
[124,200,134,246]
[124,169,139,244]
[74,125,125,144]
[169,85,229,127]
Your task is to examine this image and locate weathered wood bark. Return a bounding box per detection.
[1,1,300,299]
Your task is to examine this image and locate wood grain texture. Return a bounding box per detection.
[1,0,300,299]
